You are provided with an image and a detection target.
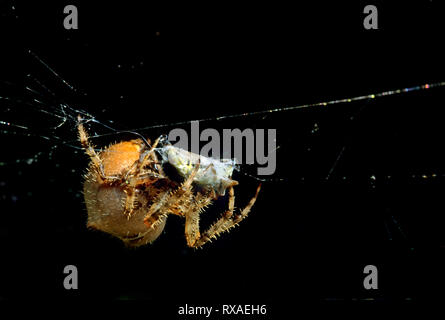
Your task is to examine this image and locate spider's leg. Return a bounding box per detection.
[184,191,217,247]
[138,137,161,171]
[190,184,261,248]
[143,190,175,227]
[77,116,105,179]
[123,137,161,218]
[122,177,159,219]
[143,159,201,227]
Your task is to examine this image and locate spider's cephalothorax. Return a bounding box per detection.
[78,117,261,248]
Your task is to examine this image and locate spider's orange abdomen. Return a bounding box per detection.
[100,140,143,176]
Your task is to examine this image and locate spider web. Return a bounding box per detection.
[1,0,444,188]
[1,50,444,181]
[2,50,445,215]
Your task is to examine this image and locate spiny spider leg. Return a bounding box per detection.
[77,116,106,180]
[184,189,224,247]
[123,137,161,218]
[143,158,202,227]
[189,184,261,248]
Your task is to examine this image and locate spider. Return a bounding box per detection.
[77,117,261,248]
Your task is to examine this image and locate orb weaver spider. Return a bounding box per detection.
[78,116,261,248]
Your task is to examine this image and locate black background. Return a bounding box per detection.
[1,0,445,314]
